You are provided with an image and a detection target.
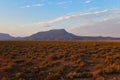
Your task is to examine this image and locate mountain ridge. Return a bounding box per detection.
[0,33,15,40]
[0,29,120,40]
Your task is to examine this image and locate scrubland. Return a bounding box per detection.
[0,41,120,80]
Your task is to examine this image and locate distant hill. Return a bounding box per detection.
[0,29,120,40]
[0,33,15,40]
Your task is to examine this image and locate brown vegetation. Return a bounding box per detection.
[0,41,120,80]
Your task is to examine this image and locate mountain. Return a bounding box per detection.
[0,29,120,40]
[24,29,80,40]
[0,33,15,40]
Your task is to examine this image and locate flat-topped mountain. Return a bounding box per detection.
[24,29,80,40]
[0,29,120,40]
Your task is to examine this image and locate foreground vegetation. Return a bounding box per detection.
[0,41,120,80]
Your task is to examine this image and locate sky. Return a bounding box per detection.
[0,0,120,37]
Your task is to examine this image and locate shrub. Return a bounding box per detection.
[45,73,61,80]
[1,77,11,80]
[15,72,23,78]
[95,76,105,80]
[81,72,93,78]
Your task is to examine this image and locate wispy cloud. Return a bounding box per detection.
[32,4,44,7]
[85,0,92,4]
[21,3,44,8]
[21,5,31,8]
[20,8,120,30]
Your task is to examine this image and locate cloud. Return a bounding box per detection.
[21,5,31,8]
[85,0,92,4]
[21,3,44,8]
[32,4,44,7]
[20,8,120,37]
[68,17,120,37]
[21,9,120,27]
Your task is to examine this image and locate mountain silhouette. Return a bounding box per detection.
[24,29,80,40]
[0,29,120,40]
[0,33,15,40]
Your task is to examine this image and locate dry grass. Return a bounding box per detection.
[0,41,120,80]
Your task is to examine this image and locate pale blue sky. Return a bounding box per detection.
[0,0,120,37]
